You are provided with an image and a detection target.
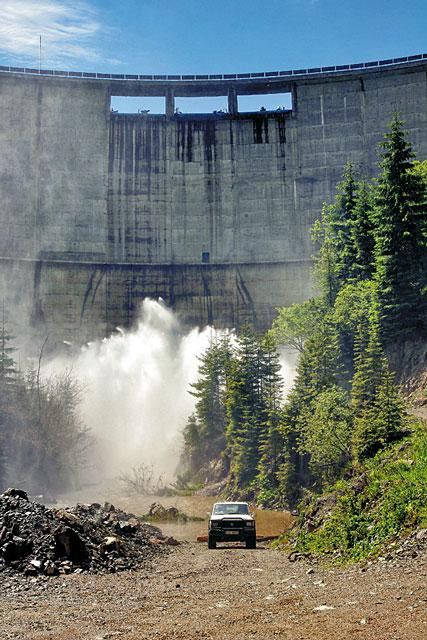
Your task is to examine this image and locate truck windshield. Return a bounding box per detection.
[213,503,249,515]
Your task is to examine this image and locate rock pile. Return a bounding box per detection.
[0,488,177,577]
[145,502,187,522]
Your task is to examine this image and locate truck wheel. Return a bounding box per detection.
[208,534,216,549]
[246,535,256,549]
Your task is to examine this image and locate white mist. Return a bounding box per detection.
[43,300,297,484]
[47,300,215,481]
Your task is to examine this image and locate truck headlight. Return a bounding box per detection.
[210,521,220,527]
[246,521,255,527]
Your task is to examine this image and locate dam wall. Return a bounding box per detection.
[0,57,426,342]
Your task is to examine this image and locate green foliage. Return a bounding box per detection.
[328,162,358,284]
[351,318,406,461]
[311,207,341,308]
[181,413,202,474]
[349,180,375,280]
[410,159,427,186]
[333,280,376,338]
[181,327,284,499]
[226,327,283,492]
[298,386,353,481]
[270,319,345,501]
[183,337,232,474]
[288,318,344,404]
[190,337,231,444]
[271,298,324,352]
[351,320,385,414]
[372,115,427,340]
[288,423,427,563]
[182,118,426,522]
[311,163,371,305]
[353,368,406,462]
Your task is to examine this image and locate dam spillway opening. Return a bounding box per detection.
[111,95,166,114]
[110,91,292,116]
[238,92,292,113]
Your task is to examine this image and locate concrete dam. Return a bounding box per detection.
[1,54,427,343]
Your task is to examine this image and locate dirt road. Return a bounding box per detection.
[1,542,426,640]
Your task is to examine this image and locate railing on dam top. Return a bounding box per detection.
[0,54,426,82]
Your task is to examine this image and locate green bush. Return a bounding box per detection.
[286,422,427,563]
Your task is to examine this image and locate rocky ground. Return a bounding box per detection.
[0,536,426,639]
[0,489,174,577]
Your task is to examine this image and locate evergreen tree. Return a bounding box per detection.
[277,319,344,496]
[226,328,283,493]
[372,115,427,340]
[329,162,358,284]
[299,385,353,482]
[351,319,384,414]
[181,413,202,475]
[333,280,377,364]
[255,333,284,501]
[352,367,405,461]
[312,164,360,306]
[226,327,263,490]
[188,336,231,465]
[351,318,405,461]
[349,180,375,280]
[312,207,341,308]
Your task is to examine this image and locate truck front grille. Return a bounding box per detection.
[219,519,244,529]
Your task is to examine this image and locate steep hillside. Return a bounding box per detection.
[281,421,427,564]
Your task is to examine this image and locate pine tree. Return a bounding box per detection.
[277,318,344,494]
[372,115,427,340]
[351,317,405,461]
[181,413,201,474]
[189,336,231,466]
[351,319,384,413]
[352,367,405,461]
[226,326,263,490]
[312,207,341,308]
[329,162,358,284]
[255,333,284,501]
[349,180,375,280]
[312,164,361,306]
[299,385,353,482]
[225,328,284,494]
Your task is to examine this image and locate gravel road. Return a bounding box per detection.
[1,541,426,639]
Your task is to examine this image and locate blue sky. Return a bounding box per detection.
[0,1,426,113]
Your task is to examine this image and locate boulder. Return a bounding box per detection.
[55,509,81,526]
[2,488,28,501]
[1,536,33,563]
[99,536,124,555]
[54,527,88,562]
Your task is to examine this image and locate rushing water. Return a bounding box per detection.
[45,300,297,489]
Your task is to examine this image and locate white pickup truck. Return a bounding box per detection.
[208,502,256,549]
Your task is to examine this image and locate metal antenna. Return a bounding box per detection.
[39,34,42,72]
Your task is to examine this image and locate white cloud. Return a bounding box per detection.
[0,1,109,68]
